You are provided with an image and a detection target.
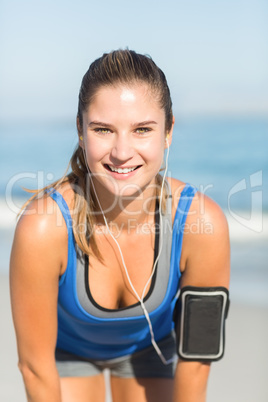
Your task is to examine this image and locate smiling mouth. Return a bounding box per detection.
[104,164,142,174]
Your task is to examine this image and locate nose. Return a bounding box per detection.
[110,134,134,163]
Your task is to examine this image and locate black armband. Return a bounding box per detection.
[173,286,230,362]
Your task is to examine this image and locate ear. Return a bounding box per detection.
[165,115,175,148]
[77,116,84,149]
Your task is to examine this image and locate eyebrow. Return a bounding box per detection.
[88,120,158,127]
[132,120,158,127]
[88,121,112,128]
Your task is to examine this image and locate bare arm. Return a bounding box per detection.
[173,191,230,402]
[10,197,67,401]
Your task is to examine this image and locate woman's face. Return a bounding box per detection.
[79,83,173,200]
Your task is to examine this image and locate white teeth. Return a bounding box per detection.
[109,166,136,174]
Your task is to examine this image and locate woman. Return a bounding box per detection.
[10,49,230,402]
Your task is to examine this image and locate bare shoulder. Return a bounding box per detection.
[17,181,75,237]
[11,183,74,278]
[188,189,229,233]
[168,177,228,232]
[168,178,230,288]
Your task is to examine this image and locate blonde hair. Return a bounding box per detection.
[23,49,173,258]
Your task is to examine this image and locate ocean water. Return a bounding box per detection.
[1,117,267,305]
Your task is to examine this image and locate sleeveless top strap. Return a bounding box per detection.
[175,183,197,229]
[48,189,73,232]
[47,189,75,285]
[170,183,197,282]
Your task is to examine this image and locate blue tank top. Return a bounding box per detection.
[50,183,197,360]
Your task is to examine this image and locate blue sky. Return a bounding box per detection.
[0,0,268,121]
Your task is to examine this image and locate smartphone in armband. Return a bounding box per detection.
[174,286,230,361]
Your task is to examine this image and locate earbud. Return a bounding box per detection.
[166,135,170,146]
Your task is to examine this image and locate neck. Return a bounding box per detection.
[90,178,159,232]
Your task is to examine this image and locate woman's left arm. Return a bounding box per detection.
[173,192,230,402]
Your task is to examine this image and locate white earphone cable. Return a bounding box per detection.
[82,138,175,365]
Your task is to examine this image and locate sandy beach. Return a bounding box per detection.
[1,272,268,402]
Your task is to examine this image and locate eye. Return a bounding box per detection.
[94,128,112,135]
[135,127,151,135]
